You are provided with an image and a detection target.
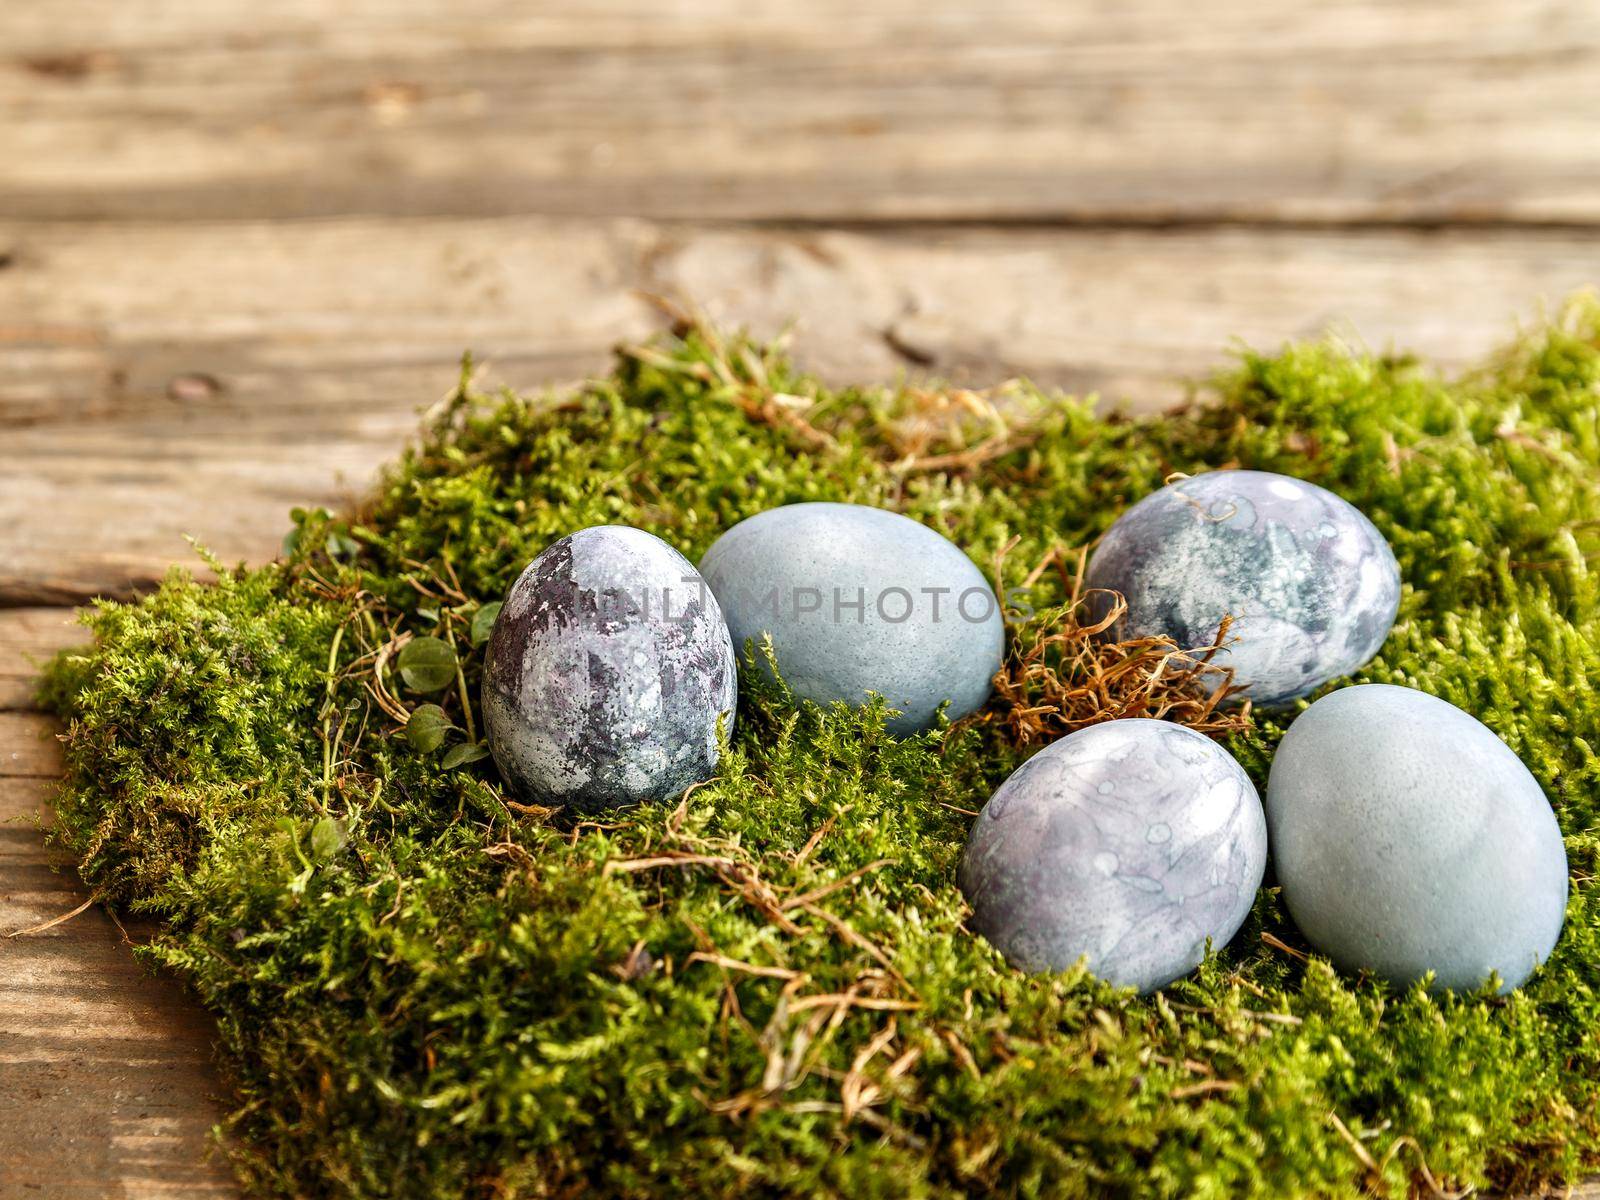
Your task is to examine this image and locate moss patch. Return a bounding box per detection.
[42,308,1600,1197]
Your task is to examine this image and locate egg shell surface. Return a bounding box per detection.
[698,502,1004,735]
[1266,683,1568,993]
[483,525,737,813]
[958,718,1268,994]
[1085,470,1401,706]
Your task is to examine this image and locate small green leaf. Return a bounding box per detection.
[470,601,503,647]
[442,742,491,770]
[398,637,457,692]
[310,816,348,862]
[405,703,451,752]
[325,530,361,560]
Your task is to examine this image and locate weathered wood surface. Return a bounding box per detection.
[0,608,86,711]
[6,217,1600,605]
[3,1,1600,225]
[0,710,236,1198]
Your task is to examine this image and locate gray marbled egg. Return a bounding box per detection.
[1267,684,1568,993]
[958,719,1267,993]
[698,502,1004,735]
[482,526,737,813]
[1085,470,1400,706]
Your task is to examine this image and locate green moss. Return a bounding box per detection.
[42,305,1600,1197]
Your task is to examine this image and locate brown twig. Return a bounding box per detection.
[1172,1079,1241,1099]
[603,852,739,876]
[792,812,839,868]
[840,1018,900,1121]
[780,859,894,911]
[800,903,913,993]
[1261,931,1311,962]
[6,895,95,938]
[684,952,804,981]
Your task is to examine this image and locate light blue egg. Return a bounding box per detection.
[1267,684,1568,992]
[698,502,1004,735]
[1086,470,1400,706]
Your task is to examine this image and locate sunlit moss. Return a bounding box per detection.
[42,303,1600,1197]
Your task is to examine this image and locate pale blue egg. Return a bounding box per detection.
[1267,684,1568,992]
[698,502,1004,735]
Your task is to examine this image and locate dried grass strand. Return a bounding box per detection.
[977,542,1252,748]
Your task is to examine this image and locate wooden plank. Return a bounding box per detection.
[0,733,237,1198]
[0,215,663,603]
[0,608,89,711]
[2,0,1599,225]
[1,712,67,778]
[5,217,1600,603]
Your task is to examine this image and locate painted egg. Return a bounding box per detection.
[482,526,737,813]
[958,719,1268,993]
[697,502,1004,735]
[1085,470,1400,706]
[1266,684,1568,992]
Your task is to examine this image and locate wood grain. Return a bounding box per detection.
[0,712,64,779]
[2,1,1599,225]
[0,716,236,1199]
[5,216,1600,604]
[0,608,88,710]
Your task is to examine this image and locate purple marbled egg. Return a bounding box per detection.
[1085,470,1400,706]
[483,526,737,813]
[958,719,1267,993]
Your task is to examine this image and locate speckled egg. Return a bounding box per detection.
[958,719,1267,993]
[698,502,1005,735]
[1267,684,1568,993]
[482,526,737,813]
[1085,470,1400,706]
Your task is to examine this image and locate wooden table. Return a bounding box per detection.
[3,2,1598,1194]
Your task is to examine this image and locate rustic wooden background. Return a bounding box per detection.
[3,1,1599,1195]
